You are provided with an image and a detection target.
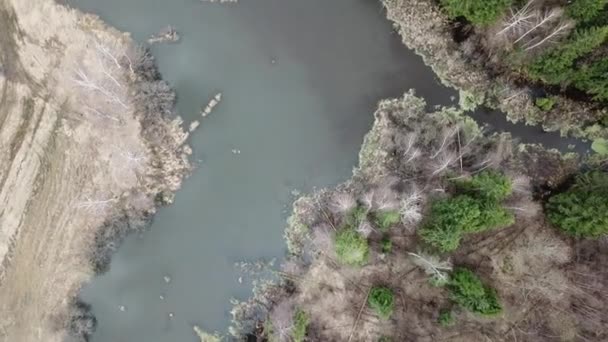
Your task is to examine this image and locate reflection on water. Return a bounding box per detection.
[69,0,453,340]
[67,0,586,341]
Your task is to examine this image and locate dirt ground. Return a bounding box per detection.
[0,0,189,341]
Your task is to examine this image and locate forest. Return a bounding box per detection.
[384,0,608,145]
[230,92,608,341]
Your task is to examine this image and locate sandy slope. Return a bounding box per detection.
[0,0,189,340]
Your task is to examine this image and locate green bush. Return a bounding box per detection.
[547,171,608,238]
[419,196,481,252]
[440,0,512,25]
[292,309,309,342]
[454,171,513,201]
[438,309,455,327]
[476,202,515,232]
[448,268,502,316]
[368,287,394,320]
[372,210,401,231]
[528,27,608,85]
[419,196,514,252]
[567,0,608,23]
[335,228,369,266]
[535,97,556,111]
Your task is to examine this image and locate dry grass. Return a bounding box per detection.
[0,0,189,341]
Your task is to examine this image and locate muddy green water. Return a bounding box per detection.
[66,0,585,341]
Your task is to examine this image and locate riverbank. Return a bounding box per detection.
[0,1,190,341]
[232,92,606,341]
[382,0,608,142]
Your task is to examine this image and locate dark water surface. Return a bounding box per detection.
[66,0,586,341]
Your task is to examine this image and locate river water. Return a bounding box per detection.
[65,0,585,341]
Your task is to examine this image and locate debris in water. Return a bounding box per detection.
[119,305,126,312]
[168,312,174,318]
[238,276,243,284]
[231,149,241,155]
[159,295,165,300]
[201,0,238,3]
[193,325,222,342]
[189,120,200,132]
[201,93,222,117]
[163,275,171,284]
[148,26,180,44]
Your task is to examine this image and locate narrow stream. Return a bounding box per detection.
[66,0,587,341]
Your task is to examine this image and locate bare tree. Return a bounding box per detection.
[431,127,458,159]
[497,0,536,36]
[400,187,424,227]
[524,22,573,50]
[514,8,562,44]
[408,252,453,285]
[356,220,374,238]
[75,197,118,216]
[328,192,357,215]
[430,150,457,176]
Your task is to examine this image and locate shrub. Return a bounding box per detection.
[419,196,482,252]
[448,268,502,316]
[368,287,395,320]
[440,0,512,25]
[419,196,514,252]
[438,309,455,327]
[567,0,608,23]
[372,210,401,231]
[335,228,369,266]
[454,171,513,201]
[547,171,608,238]
[535,97,556,111]
[292,309,309,342]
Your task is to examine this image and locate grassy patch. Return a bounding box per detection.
[372,210,401,231]
[368,286,394,320]
[535,97,556,112]
[335,228,369,266]
[438,309,455,327]
[292,309,309,342]
[440,0,512,25]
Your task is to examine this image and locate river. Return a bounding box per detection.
[65,0,585,341]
